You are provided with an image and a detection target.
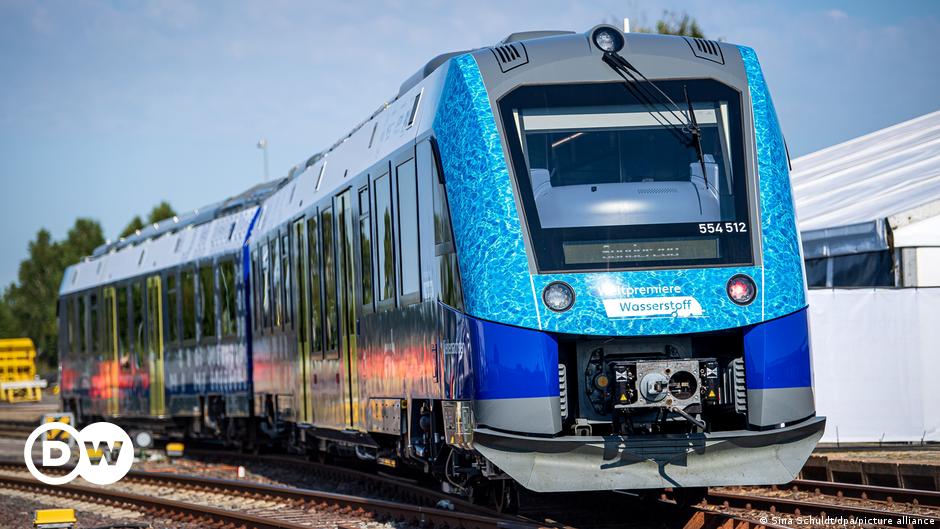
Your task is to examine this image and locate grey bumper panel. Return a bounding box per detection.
[473,416,825,492]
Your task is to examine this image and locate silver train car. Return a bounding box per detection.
[59,26,824,505]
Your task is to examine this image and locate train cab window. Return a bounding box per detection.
[374,172,395,304]
[165,273,179,345]
[132,281,144,367]
[117,286,128,363]
[358,186,374,309]
[199,264,216,340]
[77,295,86,354]
[219,260,237,337]
[89,292,100,356]
[306,216,323,355]
[321,207,339,357]
[281,232,292,328]
[396,158,420,303]
[181,269,196,342]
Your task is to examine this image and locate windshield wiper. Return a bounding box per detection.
[601,50,710,189]
[684,85,710,190]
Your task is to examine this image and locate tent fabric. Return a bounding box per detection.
[791,110,940,233]
[808,288,940,443]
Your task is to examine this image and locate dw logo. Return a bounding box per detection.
[24,421,134,485]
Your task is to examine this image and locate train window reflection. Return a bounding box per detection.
[181,269,196,342]
[396,158,419,300]
[307,216,323,354]
[199,265,215,340]
[374,172,395,303]
[359,186,373,308]
[219,260,237,337]
[166,273,178,344]
[321,208,338,354]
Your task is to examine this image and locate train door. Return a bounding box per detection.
[336,189,360,429]
[146,275,166,416]
[292,218,313,424]
[102,286,119,416]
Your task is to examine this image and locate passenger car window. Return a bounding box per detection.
[132,281,144,367]
[321,208,338,354]
[396,158,420,299]
[199,264,215,339]
[117,286,128,361]
[219,260,237,337]
[181,269,196,341]
[77,295,86,354]
[373,172,395,302]
[166,273,178,344]
[359,186,373,308]
[307,216,323,354]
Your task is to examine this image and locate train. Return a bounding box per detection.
[58,25,825,508]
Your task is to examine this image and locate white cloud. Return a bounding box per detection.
[827,8,849,21]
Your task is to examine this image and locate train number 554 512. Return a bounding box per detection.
[699,222,748,234]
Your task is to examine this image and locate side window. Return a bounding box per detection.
[219,260,237,337]
[181,269,196,342]
[358,186,373,309]
[199,264,216,340]
[261,242,271,331]
[89,291,100,355]
[251,249,261,332]
[374,171,395,304]
[117,286,128,361]
[66,298,75,352]
[396,158,420,301]
[321,207,338,355]
[271,238,281,328]
[77,295,86,354]
[132,281,144,367]
[307,216,323,355]
[281,231,292,328]
[421,139,463,310]
[166,273,178,345]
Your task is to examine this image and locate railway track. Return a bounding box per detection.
[8,423,940,528]
[0,463,537,529]
[708,479,940,526]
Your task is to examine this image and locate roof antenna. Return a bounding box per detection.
[623,17,631,33]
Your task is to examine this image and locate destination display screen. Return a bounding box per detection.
[562,238,719,265]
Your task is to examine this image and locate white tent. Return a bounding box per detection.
[792,110,940,287]
[791,110,940,443]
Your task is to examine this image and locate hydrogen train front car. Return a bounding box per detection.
[59,26,823,504]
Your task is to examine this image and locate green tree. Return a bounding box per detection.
[119,201,177,238]
[119,215,145,238]
[147,200,176,225]
[60,218,106,266]
[0,218,105,369]
[5,229,62,366]
[636,10,706,38]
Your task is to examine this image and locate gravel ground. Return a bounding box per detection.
[0,482,203,529]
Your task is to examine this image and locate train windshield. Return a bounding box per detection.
[499,79,754,272]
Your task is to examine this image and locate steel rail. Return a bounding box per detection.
[785,478,940,508]
[0,468,541,529]
[706,489,940,525]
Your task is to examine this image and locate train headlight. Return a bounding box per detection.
[542,281,575,312]
[592,27,624,53]
[727,274,757,305]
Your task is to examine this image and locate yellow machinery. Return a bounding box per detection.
[0,338,48,403]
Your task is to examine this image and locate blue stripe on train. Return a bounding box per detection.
[744,308,812,389]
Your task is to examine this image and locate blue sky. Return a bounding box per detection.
[1,0,939,287]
